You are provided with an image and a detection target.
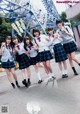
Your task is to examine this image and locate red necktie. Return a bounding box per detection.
[52,35,54,39]
[7,45,10,49]
[28,45,31,50]
[16,45,20,50]
[37,37,41,42]
[52,35,54,37]
[52,35,56,40]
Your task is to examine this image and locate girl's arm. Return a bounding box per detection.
[13,48,17,55]
[15,47,19,52]
[56,30,63,38]
[0,42,6,54]
[0,48,2,55]
[24,47,30,55]
[45,35,50,42]
[32,42,39,50]
[54,32,63,42]
[65,26,74,37]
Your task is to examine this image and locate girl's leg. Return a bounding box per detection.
[58,62,64,75]
[5,69,15,88]
[63,61,68,75]
[68,54,78,75]
[37,63,43,67]
[62,61,68,78]
[21,69,27,80]
[71,52,80,65]
[26,67,31,85]
[34,64,42,83]
[10,68,20,88]
[46,60,55,78]
[58,62,62,71]
[43,62,49,74]
[10,68,17,81]
[21,69,29,87]
[68,54,74,67]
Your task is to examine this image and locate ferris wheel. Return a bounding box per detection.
[0,0,60,37]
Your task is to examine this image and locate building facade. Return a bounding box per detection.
[66,3,80,50]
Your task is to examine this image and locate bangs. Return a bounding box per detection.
[47,27,54,31]
[6,36,11,40]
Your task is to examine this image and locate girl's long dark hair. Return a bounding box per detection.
[5,36,13,48]
[47,27,54,35]
[12,36,21,48]
[24,36,33,51]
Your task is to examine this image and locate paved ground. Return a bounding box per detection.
[0,53,80,114]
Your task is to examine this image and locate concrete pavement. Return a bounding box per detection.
[0,54,80,114]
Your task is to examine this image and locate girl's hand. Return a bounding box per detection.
[26,50,30,55]
[15,47,18,52]
[13,49,16,55]
[46,38,50,41]
[0,48,2,55]
[33,45,38,50]
[1,42,6,47]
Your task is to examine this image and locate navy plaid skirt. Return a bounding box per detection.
[38,50,53,62]
[30,55,39,65]
[2,60,15,69]
[54,43,67,62]
[18,54,30,69]
[63,41,77,54]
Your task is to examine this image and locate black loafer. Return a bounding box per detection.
[38,80,43,84]
[28,81,31,86]
[62,74,68,78]
[74,72,78,76]
[22,79,29,87]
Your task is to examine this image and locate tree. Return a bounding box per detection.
[0,13,12,39]
[60,12,69,22]
[60,12,76,27]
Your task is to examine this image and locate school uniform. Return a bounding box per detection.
[1,45,15,69]
[27,45,39,65]
[57,26,77,54]
[15,42,30,70]
[34,34,53,62]
[49,33,67,62]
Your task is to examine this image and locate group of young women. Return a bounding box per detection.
[0,20,80,89]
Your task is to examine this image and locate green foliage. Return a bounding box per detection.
[70,20,76,27]
[60,12,77,27]
[60,12,69,22]
[0,13,12,40]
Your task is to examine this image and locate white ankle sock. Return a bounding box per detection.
[61,70,65,75]
[49,73,54,78]
[64,70,68,74]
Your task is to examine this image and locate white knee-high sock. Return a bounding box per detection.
[64,70,68,74]
[61,69,65,75]
[37,72,41,80]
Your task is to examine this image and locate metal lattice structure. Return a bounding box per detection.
[42,0,60,29]
[0,0,47,36]
[0,0,60,36]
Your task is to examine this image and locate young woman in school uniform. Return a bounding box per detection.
[24,36,43,84]
[12,36,31,87]
[32,29,56,80]
[0,36,20,89]
[56,20,80,76]
[47,28,68,78]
